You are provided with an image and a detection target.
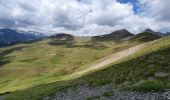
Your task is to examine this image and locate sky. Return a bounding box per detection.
[0,0,170,36]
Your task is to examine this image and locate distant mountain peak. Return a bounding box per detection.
[144,28,155,34]
[0,28,46,47]
[117,29,128,32]
[131,28,161,42]
[92,29,133,41]
[110,29,133,37]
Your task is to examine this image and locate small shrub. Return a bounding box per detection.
[102,91,114,97]
[130,82,168,92]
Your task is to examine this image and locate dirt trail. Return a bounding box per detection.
[71,43,146,77]
[90,43,145,69]
[75,38,163,76]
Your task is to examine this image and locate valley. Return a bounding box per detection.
[0,0,170,99]
[0,29,169,100]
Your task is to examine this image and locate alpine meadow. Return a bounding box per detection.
[0,0,170,100]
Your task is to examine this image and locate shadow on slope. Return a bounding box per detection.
[92,29,133,42]
[48,34,107,49]
[48,34,75,47]
[3,39,170,99]
[0,46,27,67]
[131,32,161,43]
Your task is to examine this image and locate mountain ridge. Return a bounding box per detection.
[92,29,134,41]
[143,28,170,37]
[0,36,169,100]
[0,28,169,46]
[0,28,169,99]
[0,28,46,47]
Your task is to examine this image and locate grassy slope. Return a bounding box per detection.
[2,37,170,100]
[0,36,140,94]
[130,32,160,42]
[78,37,170,89]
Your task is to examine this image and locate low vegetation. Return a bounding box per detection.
[1,36,169,99]
[0,36,142,94]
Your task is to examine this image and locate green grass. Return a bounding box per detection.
[87,96,100,100]
[3,81,70,100]
[102,91,114,97]
[126,81,170,92]
[1,36,170,100]
[0,36,142,94]
[76,37,170,88]
[130,32,160,43]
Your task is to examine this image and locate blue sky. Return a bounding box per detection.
[0,0,170,35]
[117,0,140,13]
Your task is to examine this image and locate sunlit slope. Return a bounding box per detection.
[78,37,170,89]
[0,36,141,93]
[3,36,170,100]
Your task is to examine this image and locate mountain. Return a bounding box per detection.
[143,28,155,34]
[92,29,134,41]
[0,29,169,99]
[164,32,170,36]
[131,29,161,42]
[0,28,45,46]
[143,28,170,37]
[157,32,170,37]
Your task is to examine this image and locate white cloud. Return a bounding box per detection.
[0,0,170,35]
[138,0,170,32]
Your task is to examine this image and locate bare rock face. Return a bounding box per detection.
[154,72,168,78]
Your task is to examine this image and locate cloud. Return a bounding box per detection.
[138,0,170,32]
[0,0,169,35]
[140,0,170,21]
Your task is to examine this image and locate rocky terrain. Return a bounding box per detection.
[43,84,170,100]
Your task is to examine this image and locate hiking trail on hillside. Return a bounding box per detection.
[68,43,147,79]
